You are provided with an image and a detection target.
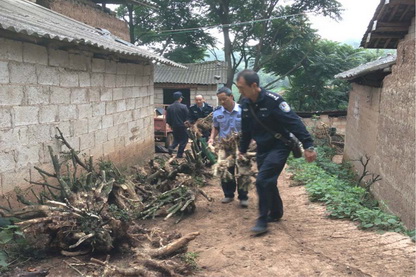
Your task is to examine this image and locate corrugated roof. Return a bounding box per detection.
[335,54,396,80]
[0,0,184,68]
[361,0,415,49]
[155,61,228,85]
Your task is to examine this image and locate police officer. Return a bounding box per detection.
[188,95,213,123]
[166,91,189,158]
[236,70,317,235]
[208,87,248,208]
[187,95,213,139]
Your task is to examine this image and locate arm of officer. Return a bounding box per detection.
[187,106,196,123]
[208,126,219,145]
[239,112,252,155]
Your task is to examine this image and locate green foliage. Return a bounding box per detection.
[116,1,215,63]
[287,147,408,235]
[181,252,199,270]
[108,204,131,221]
[273,40,389,111]
[98,160,125,184]
[0,225,27,270]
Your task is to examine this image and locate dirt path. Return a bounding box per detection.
[151,169,415,277]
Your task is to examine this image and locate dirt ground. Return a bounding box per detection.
[7,168,415,277]
[148,170,416,277]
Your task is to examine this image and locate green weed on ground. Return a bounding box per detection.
[287,147,414,239]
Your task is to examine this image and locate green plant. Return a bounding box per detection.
[181,252,199,270]
[0,225,26,269]
[287,148,409,236]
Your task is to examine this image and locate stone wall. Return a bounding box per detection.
[344,17,415,229]
[0,37,154,195]
[154,84,218,107]
[38,0,130,41]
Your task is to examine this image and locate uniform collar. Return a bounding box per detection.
[221,102,239,113]
[244,88,266,104]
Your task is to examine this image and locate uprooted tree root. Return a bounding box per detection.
[0,127,212,276]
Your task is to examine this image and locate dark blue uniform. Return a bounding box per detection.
[188,103,213,123]
[239,88,313,226]
[166,101,189,158]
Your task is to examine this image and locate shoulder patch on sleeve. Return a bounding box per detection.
[279,101,291,112]
[266,92,280,101]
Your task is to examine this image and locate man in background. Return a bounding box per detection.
[187,95,213,139]
[166,91,189,158]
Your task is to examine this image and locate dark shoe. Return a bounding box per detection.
[176,155,183,158]
[168,148,173,155]
[251,221,268,235]
[267,216,281,222]
[221,197,234,203]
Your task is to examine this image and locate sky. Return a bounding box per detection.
[308,0,380,44]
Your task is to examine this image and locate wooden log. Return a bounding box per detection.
[146,232,200,258]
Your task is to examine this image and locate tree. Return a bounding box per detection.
[202,0,342,87]
[116,1,215,63]
[271,40,384,111]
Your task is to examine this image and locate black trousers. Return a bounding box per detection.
[221,166,248,200]
[256,147,290,224]
[169,126,188,158]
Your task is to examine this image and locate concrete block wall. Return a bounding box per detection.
[0,37,154,194]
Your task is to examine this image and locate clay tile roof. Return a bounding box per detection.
[335,54,396,80]
[155,61,228,85]
[361,0,415,49]
[0,0,184,68]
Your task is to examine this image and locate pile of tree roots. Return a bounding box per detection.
[0,128,213,276]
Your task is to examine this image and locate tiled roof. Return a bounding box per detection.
[155,61,228,85]
[0,0,184,68]
[335,54,396,80]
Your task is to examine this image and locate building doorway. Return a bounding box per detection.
[163,88,191,106]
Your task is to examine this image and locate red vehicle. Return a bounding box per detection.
[154,105,173,148]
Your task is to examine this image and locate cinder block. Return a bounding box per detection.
[49,48,69,68]
[105,60,117,74]
[26,86,50,105]
[116,100,127,112]
[107,125,118,140]
[16,144,41,168]
[65,136,80,152]
[95,128,108,144]
[116,74,127,87]
[102,139,115,154]
[92,58,106,73]
[106,101,117,114]
[72,119,89,136]
[126,99,135,110]
[116,63,128,75]
[1,168,31,194]
[104,74,116,87]
[93,102,106,117]
[14,106,39,126]
[50,87,71,104]
[26,124,52,144]
[39,105,58,123]
[79,133,95,151]
[0,85,24,106]
[77,104,93,119]
[0,107,12,128]
[37,65,60,86]
[9,62,37,84]
[135,98,143,109]
[115,136,125,149]
[59,105,77,121]
[143,65,152,76]
[91,73,104,87]
[126,75,135,87]
[52,121,72,137]
[88,116,102,131]
[59,70,79,87]
[0,38,23,62]
[123,87,134,99]
[71,88,88,104]
[100,88,113,101]
[118,122,128,136]
[23,43,47,65]
[69,53,89,71]
[102,115,114,128]
[133,109,141,120]
[0,61,9,84]
[79,72,91,87]
[133,64,144,76]
[113,88,123,100]
[89,88,100,102]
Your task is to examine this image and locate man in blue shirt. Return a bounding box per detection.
[166,91,189,158]
[237,70,317,235]
[208,87,248,207]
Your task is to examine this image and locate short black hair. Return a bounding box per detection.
[236,70,260,87]
[217,86,232,96]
